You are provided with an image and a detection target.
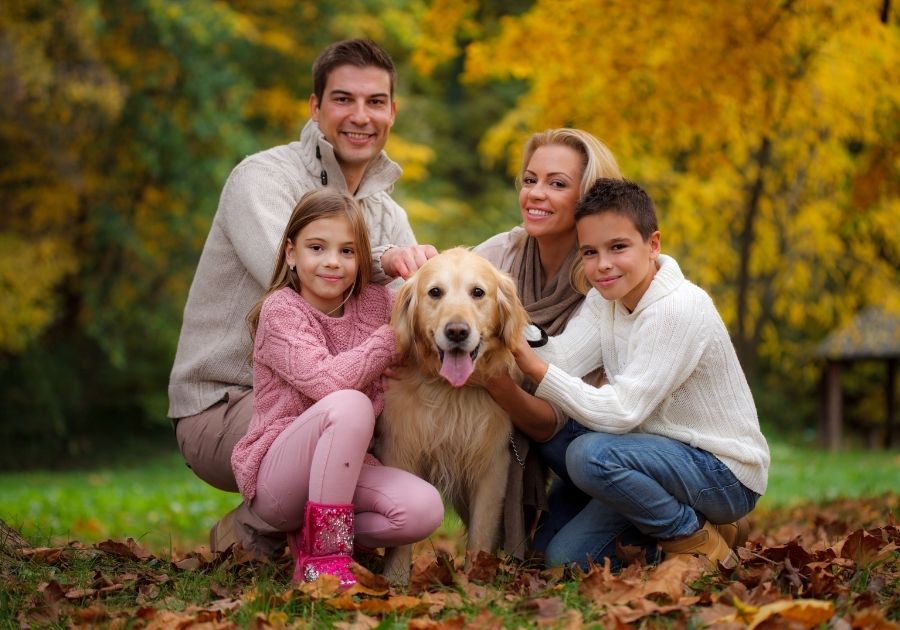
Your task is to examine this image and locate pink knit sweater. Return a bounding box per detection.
[231,284,396,501]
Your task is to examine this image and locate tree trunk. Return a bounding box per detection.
[734,136,772,377]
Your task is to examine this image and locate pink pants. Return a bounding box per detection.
[251,390,444,548]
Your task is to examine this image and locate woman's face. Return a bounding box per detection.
[518,144,584,242]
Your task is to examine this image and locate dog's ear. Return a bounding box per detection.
[496,270,528,348]
[391,275,419,357]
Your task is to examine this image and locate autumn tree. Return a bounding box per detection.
[418,0,899,426]
[0,0,436,467]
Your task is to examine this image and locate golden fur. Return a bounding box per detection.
[376,247,528,584]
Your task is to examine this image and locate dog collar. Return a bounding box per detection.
[525,324,548,348]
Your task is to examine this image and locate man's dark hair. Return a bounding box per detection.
[575,178,659,241]
[312,39,396,103]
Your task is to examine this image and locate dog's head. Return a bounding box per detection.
[392,247,528,387]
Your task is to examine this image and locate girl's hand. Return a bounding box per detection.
[382,354,406,390]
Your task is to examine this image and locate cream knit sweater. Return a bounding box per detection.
[534,255,770,496]
[168,120,415,419]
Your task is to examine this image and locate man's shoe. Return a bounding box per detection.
[714,517,750,550]
[660,521,738,569]
[209,506,240,553]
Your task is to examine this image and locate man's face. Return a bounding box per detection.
[310,64,396,178]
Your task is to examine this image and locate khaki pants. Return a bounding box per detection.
[175,388,284,556]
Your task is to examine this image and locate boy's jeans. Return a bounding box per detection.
[534,420,759,569]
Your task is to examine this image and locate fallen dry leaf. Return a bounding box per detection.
[408,550,456,594]
[715,597,835,629]
[96,538,152,561]
[466,550,501,583]
[519,596,565,619]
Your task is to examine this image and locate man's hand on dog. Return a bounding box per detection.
[381,244,439,279]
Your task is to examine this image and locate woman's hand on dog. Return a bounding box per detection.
[473,366,558,442]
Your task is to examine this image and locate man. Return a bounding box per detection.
[168,39,436,556]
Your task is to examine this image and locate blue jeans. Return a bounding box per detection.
[535,420,759,569]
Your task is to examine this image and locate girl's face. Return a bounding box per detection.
[576,212,660,313]
[518,144,584,242]
[286,214,358,315]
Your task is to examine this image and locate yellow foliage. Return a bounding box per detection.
[245,87,307,133]
[0,234,77,352]
[458,0,900,379]
[386,134,436,183]
[411,0,479,76]
[401,197,446,225]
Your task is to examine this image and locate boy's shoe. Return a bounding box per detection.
[660,521,738,569]
[714,517,750,550]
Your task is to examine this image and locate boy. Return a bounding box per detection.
[512,178,769,569]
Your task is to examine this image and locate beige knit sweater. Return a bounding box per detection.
[534,255,770,496]
[168,120,415,419]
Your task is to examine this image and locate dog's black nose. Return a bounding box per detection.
[444,322,470,343]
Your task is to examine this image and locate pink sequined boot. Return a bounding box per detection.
[288,501,356,588]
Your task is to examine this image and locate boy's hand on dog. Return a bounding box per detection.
[512,335,549,385]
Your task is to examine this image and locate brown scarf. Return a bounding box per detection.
[511,235,583,335]
[501,235,585,559]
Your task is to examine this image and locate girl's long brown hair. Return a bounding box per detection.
[246,188,373,340]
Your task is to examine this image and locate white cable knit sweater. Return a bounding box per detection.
[534,255,770,496]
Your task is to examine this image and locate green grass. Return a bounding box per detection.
[760,441,900,508]
[0,452,235,554]
[1,440,898,554]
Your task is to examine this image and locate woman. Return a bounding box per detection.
[473,128,622,560]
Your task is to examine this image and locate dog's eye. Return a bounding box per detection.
[428,287,443,299]
[471,287,485,299]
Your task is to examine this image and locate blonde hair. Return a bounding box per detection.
[247,188,372,337]
[516,128,622,198]
[516,128,623,295]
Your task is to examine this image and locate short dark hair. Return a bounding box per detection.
[312,39,396,103]
[575,178,658,241]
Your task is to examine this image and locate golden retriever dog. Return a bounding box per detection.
[376,247,529,585]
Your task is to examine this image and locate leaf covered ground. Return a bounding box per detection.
[2,495,898,629]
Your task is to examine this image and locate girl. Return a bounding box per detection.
[231,188,444,587]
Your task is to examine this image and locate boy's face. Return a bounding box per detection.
[577,211,660,312]
[310,64,396,177]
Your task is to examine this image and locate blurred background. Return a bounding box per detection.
[1,0,898,474]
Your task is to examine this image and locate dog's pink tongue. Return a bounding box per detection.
[440,350,474,388]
